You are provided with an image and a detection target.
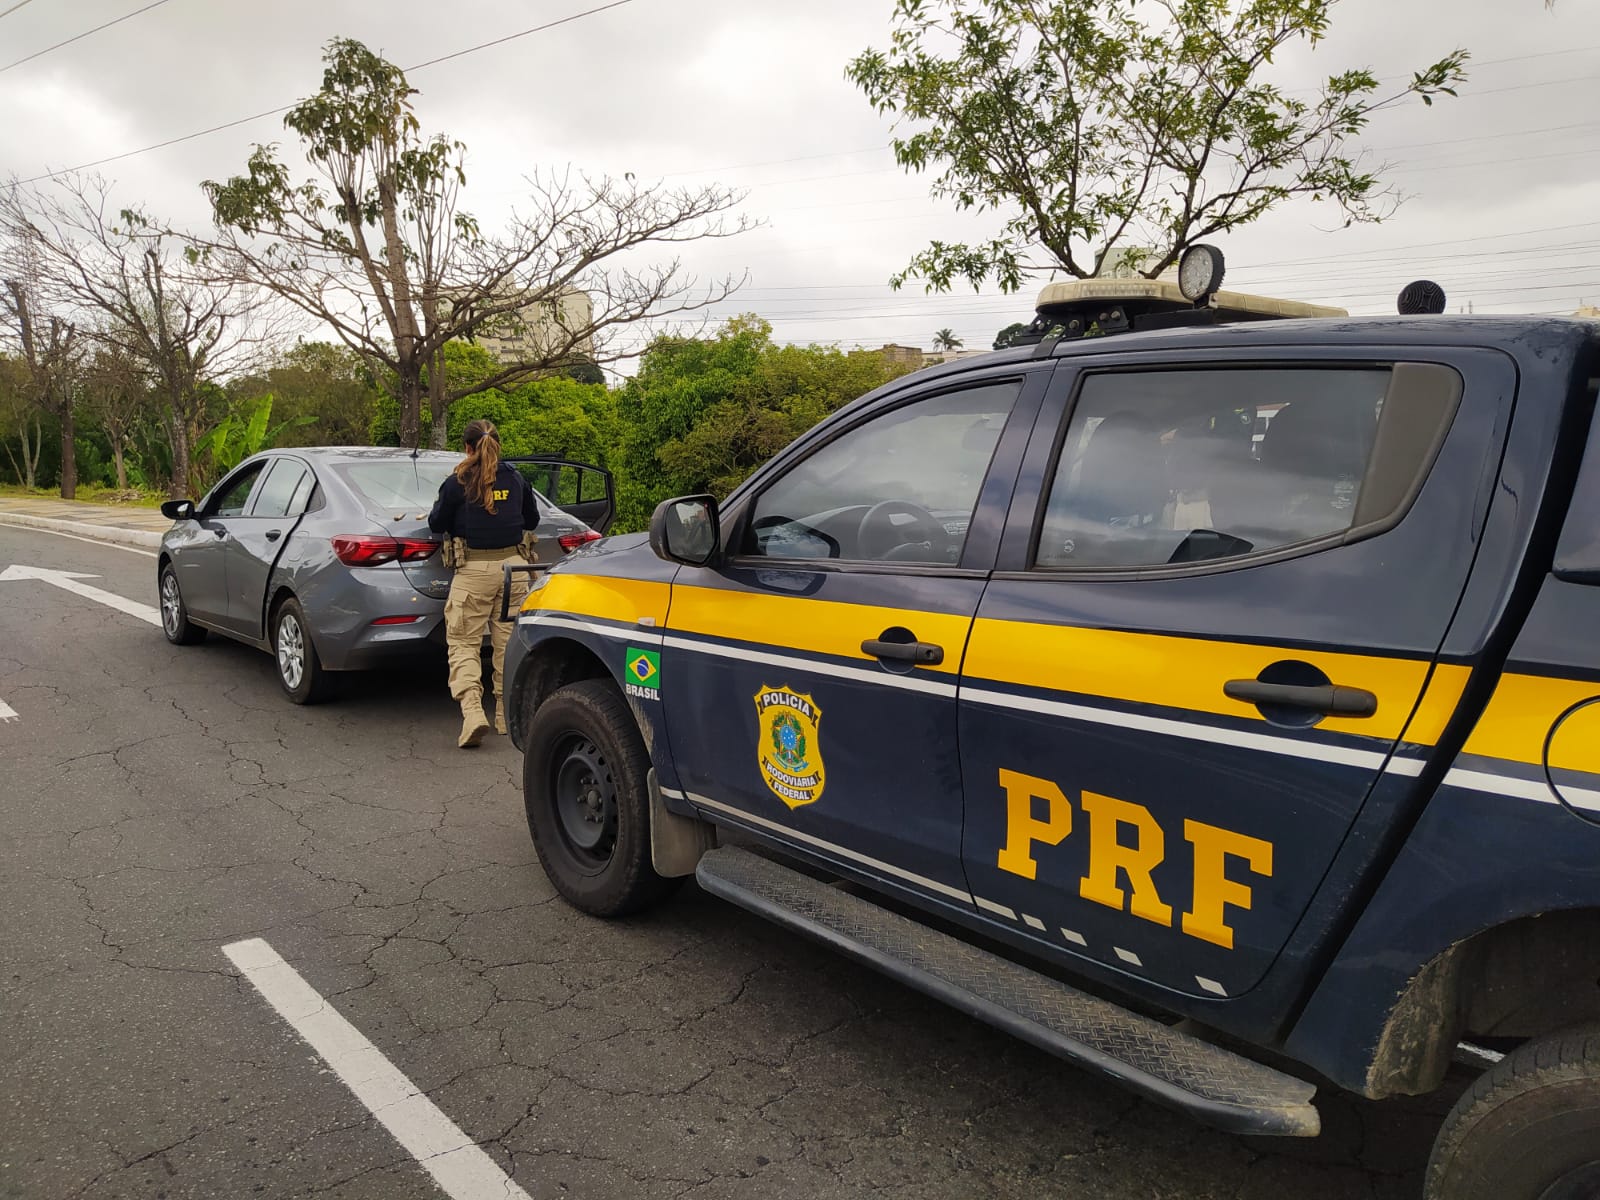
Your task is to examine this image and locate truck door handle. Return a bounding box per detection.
[861,638,944,666]
[1223,679,1378,718]
[265,529,282,542]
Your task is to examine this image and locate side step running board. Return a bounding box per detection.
[695,846,1320,1137]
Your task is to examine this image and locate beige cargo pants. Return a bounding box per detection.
[444,549,529,717]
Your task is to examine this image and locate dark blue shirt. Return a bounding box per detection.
[428,461,541,549]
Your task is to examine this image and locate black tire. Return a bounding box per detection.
[270,597,333,705]
[523,679,680,916]
[1426,1026,1600,1200]
[158,563,206,645]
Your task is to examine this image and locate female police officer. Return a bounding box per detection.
[428,419,540,748]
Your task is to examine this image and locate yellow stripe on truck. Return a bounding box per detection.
[963,619,1471,744]
[668,584,970,674]
[523,573,671,626]
[1464,673,1600,773]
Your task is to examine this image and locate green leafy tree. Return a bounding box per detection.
[201,38,747,449]
[613,316,914,530]
[932,328,963,351]
[193,392,315,480]
[993,322,1029,349]
[229,341,383,447]
[847,0,1468,291]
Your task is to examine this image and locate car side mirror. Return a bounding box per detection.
[160,499,196,521]
[649,495,721,567]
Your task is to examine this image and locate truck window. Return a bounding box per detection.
[743,380,1020,564]
[1035,364,1459,569]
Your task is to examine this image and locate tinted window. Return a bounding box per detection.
[210,463,266,518]
[250,460,308,518]
[1037,368,1389,569]
[745,381,1019,564]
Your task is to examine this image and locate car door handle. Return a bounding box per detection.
[861,638,944,666]
[265,529,282,542]
[1223,679,1378,718]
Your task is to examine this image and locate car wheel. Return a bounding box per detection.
[158,564,206,645]
[1425,1025,1600,1200]
[271,597,333,705]
[523,679,680,916]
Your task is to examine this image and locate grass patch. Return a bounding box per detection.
[0,483,167,508]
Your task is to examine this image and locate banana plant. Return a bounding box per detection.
[194,392,315,478]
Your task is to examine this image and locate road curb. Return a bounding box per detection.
[0,511,164,550]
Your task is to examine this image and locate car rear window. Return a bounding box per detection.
[334,460,558,516]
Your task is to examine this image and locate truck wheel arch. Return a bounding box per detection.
[1368,908,1600,1098]
[508,637,612,749]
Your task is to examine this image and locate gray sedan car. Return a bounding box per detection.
[155,448,613,703]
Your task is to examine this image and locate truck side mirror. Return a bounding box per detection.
[160,499,196,521]
[649,495,721,567]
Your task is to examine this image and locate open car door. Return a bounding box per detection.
[505,456,616,534]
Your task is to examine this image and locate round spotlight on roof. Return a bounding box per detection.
[1177,243,1226,303]
[1398,280,1447,315]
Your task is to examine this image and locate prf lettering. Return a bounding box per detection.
[995,768,1272,950]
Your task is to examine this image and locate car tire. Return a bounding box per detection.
[523,679,680,917]
[158,564,206,645]
[271,596,333,705]
[1425,1025,1600,1200]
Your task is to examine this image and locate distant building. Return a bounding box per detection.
[1574,305,1600,321]
[876,343,927,368]
[455,288,595,364]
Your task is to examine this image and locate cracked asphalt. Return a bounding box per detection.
[0,526,1473,1199]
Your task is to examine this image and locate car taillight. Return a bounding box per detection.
[557,530,602,552]
[396,538,439,562]
[330,536,438,566]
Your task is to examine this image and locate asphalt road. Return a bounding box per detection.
[0,523,1469,1200]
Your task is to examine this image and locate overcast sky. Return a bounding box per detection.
[2,0,1597,367]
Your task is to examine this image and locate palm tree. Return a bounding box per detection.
[932,328,963,351]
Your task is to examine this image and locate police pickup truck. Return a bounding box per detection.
[503,249,1600,1200]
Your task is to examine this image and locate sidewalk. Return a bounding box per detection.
[0,495,172,550]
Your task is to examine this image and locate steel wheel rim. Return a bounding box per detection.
[552,734,617,865]
[160,574,181,636]
[276,614,304,689]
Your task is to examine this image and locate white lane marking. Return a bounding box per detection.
[0,522,158,557]
[222,938,532,1200]
[663,635,960,698]
[0,697,16,723]
[665,787,974,903]
[1060,928,1088,947]
[0,564,161,627]
[961,685,1392,771]
[1113,947,1143,967]
[1196,976,1228,997]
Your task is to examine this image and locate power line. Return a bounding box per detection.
[0,0,38,20]
[16,0,642,184]
[0,0,175,74]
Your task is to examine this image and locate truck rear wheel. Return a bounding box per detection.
[1425,1026,1600,1200]
[523,679,680,917]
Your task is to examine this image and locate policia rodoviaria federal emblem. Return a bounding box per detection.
[754,686,825,809]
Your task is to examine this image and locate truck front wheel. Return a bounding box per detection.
[1426,1026,1600,1200]
[522,679,681,917]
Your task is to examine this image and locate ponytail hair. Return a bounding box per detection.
[457,419,502,513]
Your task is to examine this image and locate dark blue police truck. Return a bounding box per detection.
[503,251,1600,1200]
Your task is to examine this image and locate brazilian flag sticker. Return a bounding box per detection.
[625,647,661,697]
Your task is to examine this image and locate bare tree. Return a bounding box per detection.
[199,39,750,448]
[0,354,44,488]
[82,343,151,492]
[2,173,281,497]
[0,228,81,496]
